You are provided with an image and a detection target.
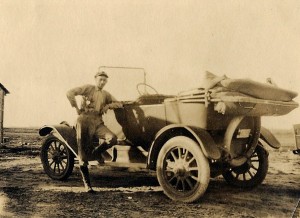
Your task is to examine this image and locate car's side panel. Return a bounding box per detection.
[165,99,208,128]
[164,99,236,130]
[137,104,167,148]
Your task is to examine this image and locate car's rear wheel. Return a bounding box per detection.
[156,136,210,203]
[222,144,268,188]
[40,135,74,180]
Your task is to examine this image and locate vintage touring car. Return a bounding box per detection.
[39,68,298,202]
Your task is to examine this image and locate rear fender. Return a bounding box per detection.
[147,124,221,170]
[39,122,78,157]
[259,126,281,149]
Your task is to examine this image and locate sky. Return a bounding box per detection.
[0,0,300,129]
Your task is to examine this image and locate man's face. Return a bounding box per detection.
[95,76,108,90]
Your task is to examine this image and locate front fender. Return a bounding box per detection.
[259,126,281,149]
[147,124,221,170]
[39,122,78,157]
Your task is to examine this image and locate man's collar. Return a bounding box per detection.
[95,86,103,91]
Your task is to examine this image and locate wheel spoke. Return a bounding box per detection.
[48,150,55,156]
[53,163,57,173]
[251,156,259,160]
[50,143,56,154]
[251,160,259,162]
[183,149,188,161]
[50,142,55,150]
[188,167,199,171]
[49,160,55,167]
[188,157,195,165]
[57,163,61,174]
[250,164,258,171]
[168,175,176,183]
[57,142,61,150]
[190,175,198,181]
[175,177,180,189]
[170,151,177,161]
[62,160,67,165]
[59,162,65,171]
[235,173,239,179]
[243,173,246,181]
[55,141,59,150]
[178,147,182,158]
[181,179,186,191]
[248,170,254,178]
[186,177,194,190]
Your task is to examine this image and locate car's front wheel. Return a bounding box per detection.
[40,135,75,180]
[156,136,210,203]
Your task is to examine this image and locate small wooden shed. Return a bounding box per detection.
[0,83,9,143]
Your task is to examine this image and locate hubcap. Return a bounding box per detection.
[164,147,200,192]
[173,160,188,177]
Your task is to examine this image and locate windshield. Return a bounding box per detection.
[100,66,146,101]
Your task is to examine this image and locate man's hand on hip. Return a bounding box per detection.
[76,107,83,115]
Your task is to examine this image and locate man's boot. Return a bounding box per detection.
[93,143,110,155]
[79,166,95,193]
[92,142,110,165]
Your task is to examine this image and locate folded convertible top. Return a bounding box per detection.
[175,72,299,116]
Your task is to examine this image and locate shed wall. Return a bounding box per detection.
[0,89,4,143]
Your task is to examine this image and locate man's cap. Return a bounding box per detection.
[95,71,109,78]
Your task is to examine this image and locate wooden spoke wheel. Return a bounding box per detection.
[157,136,210,203]
[40,136,74,180]
[222,145,269,188]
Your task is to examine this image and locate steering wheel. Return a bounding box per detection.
[136,83,159,95]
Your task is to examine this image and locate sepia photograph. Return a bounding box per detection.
[0,1,299,217]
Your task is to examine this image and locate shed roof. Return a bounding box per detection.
[0,83,9,94]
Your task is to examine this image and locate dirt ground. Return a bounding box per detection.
[0,128,299,218]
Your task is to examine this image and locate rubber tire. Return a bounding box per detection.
[156,136,210,203]
[222,144,268,188]
[40,135,75,181]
